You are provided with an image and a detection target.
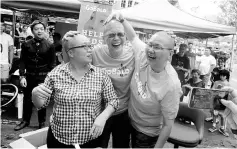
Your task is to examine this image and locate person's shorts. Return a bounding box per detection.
[0,63,10,79]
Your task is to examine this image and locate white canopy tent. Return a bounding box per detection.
[118,0,236,39]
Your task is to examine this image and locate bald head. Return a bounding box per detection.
[149,31,175,50]
[103,20,124,35]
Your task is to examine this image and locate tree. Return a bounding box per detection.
[217,0,237,28]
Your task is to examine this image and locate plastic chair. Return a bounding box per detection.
[168,102,204,148]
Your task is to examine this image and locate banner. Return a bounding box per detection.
[77,1,112,45]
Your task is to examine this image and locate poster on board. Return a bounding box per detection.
[77,0,112,45]
[187,87,229,110]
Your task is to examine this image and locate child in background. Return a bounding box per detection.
[208,69,230,137]
[181,69,205,124]
[182,69,205,98]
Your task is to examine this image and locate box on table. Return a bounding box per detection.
[9,127,48,149]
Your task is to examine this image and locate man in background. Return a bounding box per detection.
[196,48,216,87]
[185,42,196,70]
[171,44,190,86]
[0,22,14,82]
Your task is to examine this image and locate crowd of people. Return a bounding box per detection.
[1,11,237,148]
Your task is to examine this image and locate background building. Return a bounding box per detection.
[112,0,144,9]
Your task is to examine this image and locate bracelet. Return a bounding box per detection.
[120,18,125,23]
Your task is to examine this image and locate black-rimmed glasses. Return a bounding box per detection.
[67,44,93,52]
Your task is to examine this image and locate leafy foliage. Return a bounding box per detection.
[217,0,237,27]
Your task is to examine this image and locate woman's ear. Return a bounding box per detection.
[67,50,74,58]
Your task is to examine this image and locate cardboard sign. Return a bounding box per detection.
[77,1,112,45]
[188,87,229,110]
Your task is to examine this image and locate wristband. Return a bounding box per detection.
[120,18,125,23]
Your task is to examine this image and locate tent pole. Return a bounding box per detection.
[12,10,16,41]
[205,38,208,48]
[229,34,235,74]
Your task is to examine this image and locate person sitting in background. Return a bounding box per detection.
[184,69,205,88]
[208,69,230,137]
[220,86,237,139]
[181,69,204,123]
[32,32,119,148]
[211,60,226,88]
[171,44,190,86]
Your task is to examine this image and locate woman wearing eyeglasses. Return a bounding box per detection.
[32,32,119,148]
[104,13,182,148]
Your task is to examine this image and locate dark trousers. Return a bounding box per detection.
[99,110,131,148]
[131,126,158,148]
[23,74,46,124]
[47,126,102,148]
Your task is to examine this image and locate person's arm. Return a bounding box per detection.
[89,72,119,138]
[19,42,27,76]
[183,57,191,72]
[8,37,14,68]
[155,85,182,148]
[105,12,136,42]
[32,73,54,109]
[105,12,146,57]
[208,57,216,75]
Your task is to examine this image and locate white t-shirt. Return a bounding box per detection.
[197,55,216,75]
[0,32,14,64]
[129,37,182,136]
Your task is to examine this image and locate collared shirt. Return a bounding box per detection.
[19,38,55,76]
[41,63,119,145]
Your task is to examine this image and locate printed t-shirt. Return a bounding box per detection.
[0,32,14,64]
[92,44,135,114]
[129,37,182,137]
[197,55,216,75]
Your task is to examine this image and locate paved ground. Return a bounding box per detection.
[1,64,237,148]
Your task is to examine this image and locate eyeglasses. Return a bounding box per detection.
[147,43,172,51]
[105,32,125,38]
[67,44,93,52]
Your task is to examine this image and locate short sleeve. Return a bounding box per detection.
[211,57,216,66]
[161,85,182,120]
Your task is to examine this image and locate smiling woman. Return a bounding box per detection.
[31,31,119,148]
